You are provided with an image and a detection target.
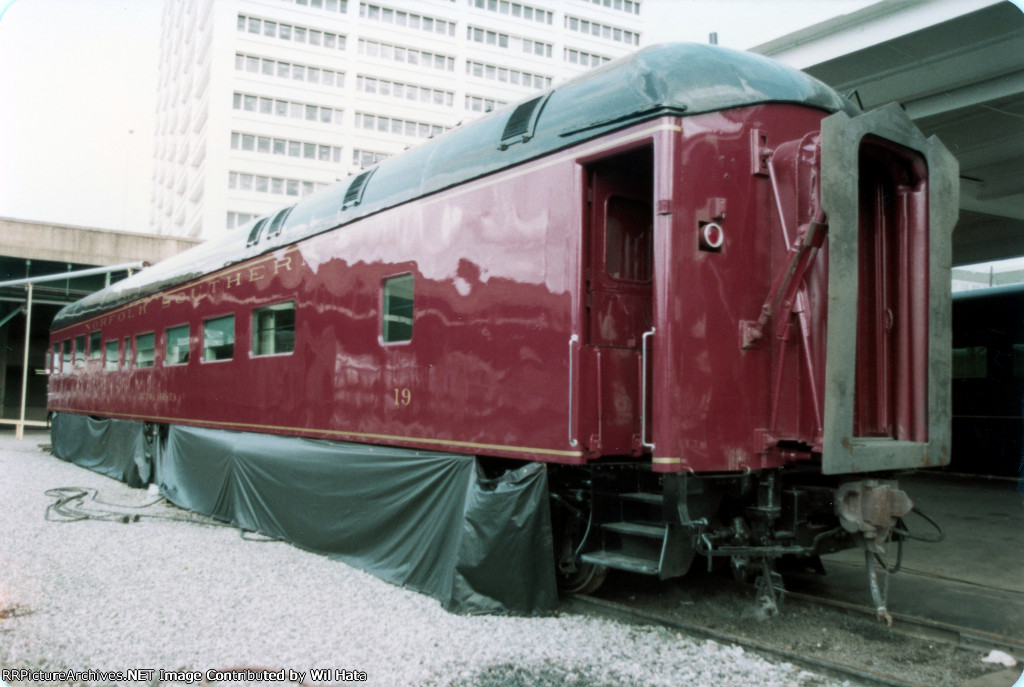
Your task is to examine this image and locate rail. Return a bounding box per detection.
[566,594,930,687]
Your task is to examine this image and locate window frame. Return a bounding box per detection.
[381,273,414,345]
[61,339,71,373]
[202,314,236,363]
[73,334,86,368]
[104,340,120,371]
[88,330,102,360]
[135,332,156,369]
[165,323,191,366]
[252,300,296,357]
[604,195,654,285]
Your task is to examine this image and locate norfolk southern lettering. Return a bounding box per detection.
[160,254,295,309]
[76,254,296,335]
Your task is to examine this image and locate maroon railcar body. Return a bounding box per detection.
[48,44,958,602]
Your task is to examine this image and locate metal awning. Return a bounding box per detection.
[0,261,145,439]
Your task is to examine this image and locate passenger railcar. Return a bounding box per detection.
[48,44,958,610]
[952,284,1024,478]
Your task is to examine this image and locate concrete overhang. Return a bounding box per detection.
[754,0,1024,266]
[1,217,202,267]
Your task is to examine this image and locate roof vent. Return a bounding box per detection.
[265,206,292,240]
[246,217,269,248]
[343,168,376,210]
[500,93,550,150]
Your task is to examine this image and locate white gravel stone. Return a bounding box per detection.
[0,431,856,686]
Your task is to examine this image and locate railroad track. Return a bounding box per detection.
[783,587,1024,658]
[564,594,926,687]
[564,586,1024,687]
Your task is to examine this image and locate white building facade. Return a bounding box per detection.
[152,0,647,239]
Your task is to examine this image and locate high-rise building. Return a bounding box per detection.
[152,0,646,239]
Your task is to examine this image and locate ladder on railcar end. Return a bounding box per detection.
[579,490,695,579]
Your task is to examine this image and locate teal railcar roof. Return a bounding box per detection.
[54,42,857,329]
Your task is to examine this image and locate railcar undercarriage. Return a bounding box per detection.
[548,462,941,619]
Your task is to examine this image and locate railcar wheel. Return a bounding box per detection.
[551,490,608,594]
[558,557,608,595]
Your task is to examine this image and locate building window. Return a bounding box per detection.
[360,3,456,36]
[469,0,553,24]
[234,52,345,88]
[466,60,551,89]
[354,112,448,139]
[521,38,552,57]
[467,26,509,48]
[232,91,342,126]
[565,15,640,45]
[231,131,342,165]
[203,315,235,362]
[104,340,119,371]
[382,274,414,343]
[136,332,156,368]
[238,14,347,50]
[356,75,453,107]
[465,94,506,112]
[253,301,296,356]
[353,149,389,169]
[564,48,611,68]
[582,0,641,15]
[358,39,454,72]
[229,171,325,198]
[166,324,190,365]
[280,0,348,10]
[227,212,257,230]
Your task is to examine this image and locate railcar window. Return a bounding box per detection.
[136,333,156,368]
[952,346,987,379]
[606,196,653,282]
[203,315,236,362]
[382,274,414,343]
[88,331,101,360]
[124,337,132,368]
[104,339,119,370]
[61,340,70,372]
[74,335,86,368]
[166,324,191,365]
[51,346,60,375]
[252,301,296,356]
[104,341,119,371]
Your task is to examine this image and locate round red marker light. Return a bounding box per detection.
[701,222,724,250]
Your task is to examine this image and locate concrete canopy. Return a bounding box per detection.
[753,0,1024,266]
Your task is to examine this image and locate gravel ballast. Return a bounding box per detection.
[0,431,859,686]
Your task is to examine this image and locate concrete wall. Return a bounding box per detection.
[1,217,201,267]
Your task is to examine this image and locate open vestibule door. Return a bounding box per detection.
[578,146,655,457]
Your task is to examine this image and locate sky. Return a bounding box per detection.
[0,0,883,236]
